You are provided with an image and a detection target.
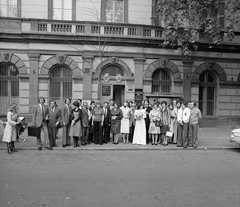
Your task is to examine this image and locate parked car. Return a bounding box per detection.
[230,128,240,145]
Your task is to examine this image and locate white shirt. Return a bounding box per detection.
[177,107,190,123]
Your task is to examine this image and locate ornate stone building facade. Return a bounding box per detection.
[0,0,239,127]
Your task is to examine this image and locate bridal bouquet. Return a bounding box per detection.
[135,111,144,121]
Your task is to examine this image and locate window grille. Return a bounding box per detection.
[152,69,171,95]
[0,63,19,115]
[50,66,72,106]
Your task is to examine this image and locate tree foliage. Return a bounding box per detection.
[155,0,240,55]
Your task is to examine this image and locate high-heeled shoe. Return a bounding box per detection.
[7,143,12,154]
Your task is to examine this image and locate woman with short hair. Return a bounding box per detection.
[69,101,82,148]
[2,103,21,154]
[120,101,130,144]
[92,101,104,145]
[160,101,171,146]
[148,103,161,145]
[110,102,123,144]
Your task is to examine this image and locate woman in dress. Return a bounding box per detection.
[69,101,82,148]
[160,101,171,146]
[149,103,161,145]
[2,103,21,154]
[132,104,146,145]
[110,102,123,144]
[92,101,104,145]
[120,101,130,144]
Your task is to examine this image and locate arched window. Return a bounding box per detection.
[101,64,124,78]
[0,63,19,115]
[152,69,171,95]
[49,65,72,106]
[199,70,216,116]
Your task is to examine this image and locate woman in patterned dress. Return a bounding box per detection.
[2,103,21,154]
[148,103,161,145]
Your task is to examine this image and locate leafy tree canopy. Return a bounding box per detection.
[155,0,240,55]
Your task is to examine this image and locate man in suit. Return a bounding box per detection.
[129,102,136,143]
[48,101,61,147]
[32,97,51,150]
[81,102,91,145]
[88,101,95,143]
[102,102,111,143]
[61,98,72,147]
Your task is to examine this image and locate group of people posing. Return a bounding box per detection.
[1,97,202,153]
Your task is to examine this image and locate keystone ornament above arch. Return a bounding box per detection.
[0,53,27,75]
[40,55,81,77]
[192,62,227,82]
[144,58,181,80]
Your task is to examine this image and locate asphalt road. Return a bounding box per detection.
[0,149,239,207]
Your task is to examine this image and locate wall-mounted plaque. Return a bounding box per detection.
[102,85,111,96]
[127,85,134,92]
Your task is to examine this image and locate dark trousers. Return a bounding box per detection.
[145,118,150,143]
[129,124,135,143]
[82,127,89,144]
[62,123,71,146]
[102,124,110,143]
[178,123,189,148]
[48,126,57,147]
[189,122,199,147]
[93,121,103,145]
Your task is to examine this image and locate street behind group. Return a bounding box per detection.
[1,97,202,154]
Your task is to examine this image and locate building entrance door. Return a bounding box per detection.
[113,85,125,106]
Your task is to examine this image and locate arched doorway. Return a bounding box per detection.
[100,64,125,106]
[49,65,72,107]
[199,70,217,116]
[0,63,19,115]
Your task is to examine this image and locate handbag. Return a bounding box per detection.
[166,131,173,137]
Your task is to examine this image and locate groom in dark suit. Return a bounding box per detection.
[48,101,61,147]
[102,102,111,143]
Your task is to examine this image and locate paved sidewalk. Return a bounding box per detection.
[0,127,239,151]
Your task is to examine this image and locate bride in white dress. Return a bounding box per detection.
[132,105,146,145]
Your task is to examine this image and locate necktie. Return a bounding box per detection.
[41,105,44,117]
